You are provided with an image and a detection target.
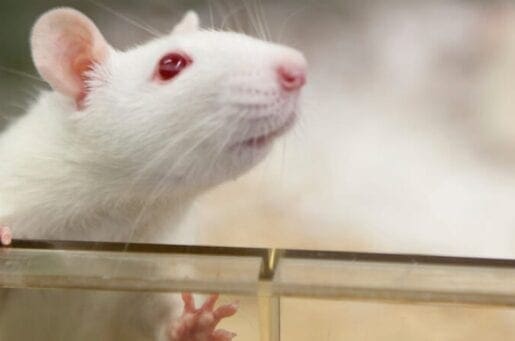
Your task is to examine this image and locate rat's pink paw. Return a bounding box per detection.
[0,225,12,246]
[168,293,238,341]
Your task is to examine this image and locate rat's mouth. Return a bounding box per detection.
[230,113,297,150]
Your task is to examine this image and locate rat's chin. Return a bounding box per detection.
[228,112,297,151]
[193,116,296,191]
[195,143,271,189]
[202,110,298,185]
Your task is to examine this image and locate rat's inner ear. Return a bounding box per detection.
[31,7,111,105]
[172,11,200,34]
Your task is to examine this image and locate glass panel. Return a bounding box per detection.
[281,298,515,340]
[0,288,261,341]
[275,256,515,305]
[0,242,264,340]
[2,242,515,340]
[0,242,263,294]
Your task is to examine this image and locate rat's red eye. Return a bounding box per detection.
[157,52,191,81]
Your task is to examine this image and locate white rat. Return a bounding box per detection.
[0,7,306,340]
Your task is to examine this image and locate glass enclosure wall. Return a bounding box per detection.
[1,241,514,340]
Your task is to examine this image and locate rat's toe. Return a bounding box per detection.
[0,225,12,246]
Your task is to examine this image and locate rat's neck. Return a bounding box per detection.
[0,93,198,243]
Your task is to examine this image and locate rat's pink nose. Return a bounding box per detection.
[277,64,306,91]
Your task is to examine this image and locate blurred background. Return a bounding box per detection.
[3,1,515,340]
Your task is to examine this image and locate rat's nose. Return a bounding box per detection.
[277,63,306,91]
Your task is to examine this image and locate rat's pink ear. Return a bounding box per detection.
[31,8,111,103]
[172,11,200,34]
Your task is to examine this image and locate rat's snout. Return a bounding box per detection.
[277,62,306,91]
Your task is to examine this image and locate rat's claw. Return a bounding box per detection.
[212,329,237,341]
[213,302,238,322]
[0,225,12,246]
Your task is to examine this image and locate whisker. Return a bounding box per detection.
[203,112,245,173]
[208,0,215,28]
[279,133,288,184]
[122,117,230,249]
[277,4,311,44]
[85,0,162,37]
[0,65,45,83]
[255,0,271,41]
[120,114,223,197]
[242,0,264,40]
[220,4,246,31]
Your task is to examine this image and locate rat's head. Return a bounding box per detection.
[31,8,306,193]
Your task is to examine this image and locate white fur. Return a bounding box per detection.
[0,8,305,340]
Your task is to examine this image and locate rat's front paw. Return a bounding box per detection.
[168,293,238,341]
[0,224,12,246]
